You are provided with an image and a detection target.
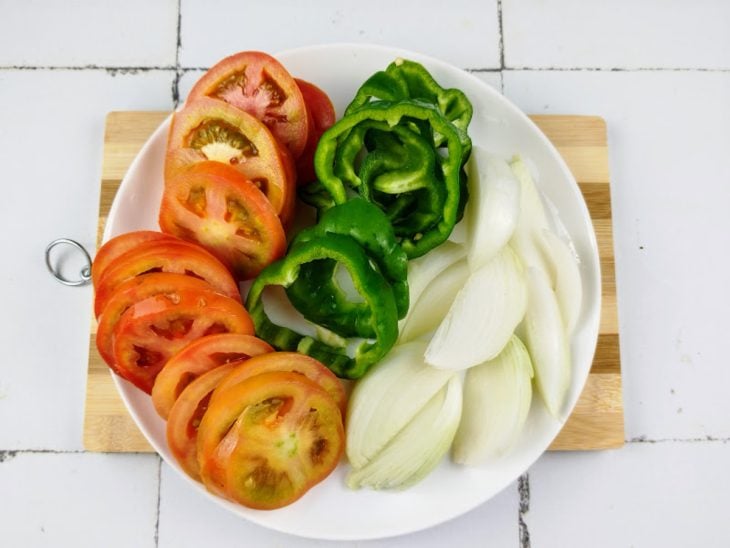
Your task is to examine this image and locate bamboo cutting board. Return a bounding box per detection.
[84,111,623,452]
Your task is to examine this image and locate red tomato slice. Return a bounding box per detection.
[159,161,287,280]
[93,238,240,318]
[166,362,237,481]
[294,79,336,185]
[186,51,309,159]
[166,97,296,224]
[96,273,216,372]
[92,231,176,288]
[152,333,273,420]
[197,371,344,509]
[212,352,346,417]
[112,288,254,393]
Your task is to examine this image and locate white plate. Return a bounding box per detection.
[104,43,601,541]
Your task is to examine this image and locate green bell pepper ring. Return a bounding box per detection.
[313,99,465,258]
[245,233,399,379]
[356,125,445,235]
[345,58,473,146]
[286,199,409,331]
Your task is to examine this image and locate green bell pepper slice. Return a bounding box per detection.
[286,199,409,334]
[313,99,465,258]
[345,58,473,149]
[246,233,398,379]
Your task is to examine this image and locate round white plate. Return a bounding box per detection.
[104,43,601,541]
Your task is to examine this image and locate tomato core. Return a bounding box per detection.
[187,120,259,163]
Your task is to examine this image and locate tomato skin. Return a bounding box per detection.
[294,79,336,185]
[112,288,254,393]
[166,97,296,224]
[197,371,345,509]
[159,161,287,281]
[166,363,237,481]
[212,352,347,417]
[93,238,240,318]
[152,333,273,420]
[186,51,309,159]
[96,273,216,371]
[92,231,176,288]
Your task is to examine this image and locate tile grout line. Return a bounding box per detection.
[628,435,730,444]
[0,65,175,73]
[171,0,183,107]
[505,66,730,72]
[154,456,162,548]
[496,0,506,93]
[0,449,166,463]
[1,65,728,73]
[518,474,530,548]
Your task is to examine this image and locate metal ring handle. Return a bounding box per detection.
[45,238,93,286]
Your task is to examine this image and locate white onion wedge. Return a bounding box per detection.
[540,229,583,334]
[347,375,462,490]
[346,341,456,469]
[405,241,466,312]
[425,246,527,370]
[523,267,571,418]
[509,155,553,282]
[448,218,467,244]
[466,148,521,270]
[399,259,470,343]
[452,335,533,465]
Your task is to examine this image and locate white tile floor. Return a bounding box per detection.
[2,1,729,546]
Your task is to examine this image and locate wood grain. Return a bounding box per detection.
[83,112,624,453]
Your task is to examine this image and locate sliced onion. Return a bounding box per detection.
[405,241,466,311]
[523,267,571,418]
[425,246,527,370]
[347,375,462,490]
[540,229,583,334]
[399,259,470,343]
[346,341,456,469]
[509,155,553,282]
[452,335,533,465]
[448,218,467,244]
[465,148,521,270]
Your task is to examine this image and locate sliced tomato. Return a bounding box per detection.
[96,273,215,371]
[197,371,344,509]
[166,362,237,481]
[92,231,176,287]
[93,238,240,318]
[159,161,287,280]
[294,79,336,185]
[152,333,273,420]
[112,288,254,393]
[186,51,309,159]
[212,352,346,416]
[166,97,296,224]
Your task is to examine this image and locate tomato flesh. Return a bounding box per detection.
[187,51,309,159]
[166,363,237,480]
[159,161,287,280]
[212,352,347,416]
[93,237,240,318]
[152,333,273,420]
[166,97,296,224]
[112,288,254,393]
[197,371,344,509]
[96,272,215,371]
[294,79,336,185]
[92,231,176,288]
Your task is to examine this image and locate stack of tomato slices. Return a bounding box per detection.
[93,230,346,509]
[159,51,335,281]
[92,52,347,511]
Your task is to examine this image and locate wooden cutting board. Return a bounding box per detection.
[84,112,623,452]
